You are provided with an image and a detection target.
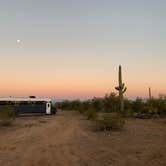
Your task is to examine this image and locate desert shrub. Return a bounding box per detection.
[133,98,166,118]
[147,98,166,115]
[77,107,85,114]
[91,97,104,112]
[143,105,157,115]
[77,102,89,114]
[85,108,97,120]
[103,93,119,112]
[55,100,79,110]
[0,106,16,126]
[82,100,92,111]
[124,99,132,111]
[132,98,144,113]
[134,103,160,119]
[95,113,125,131]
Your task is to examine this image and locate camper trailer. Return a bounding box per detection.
[0,97,56,115]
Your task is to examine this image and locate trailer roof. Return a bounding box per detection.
[0,97,51,102]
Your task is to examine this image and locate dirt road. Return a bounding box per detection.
[0,111,166,166]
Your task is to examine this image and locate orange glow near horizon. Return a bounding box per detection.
[0,65,166,99]
[0,76,166,99]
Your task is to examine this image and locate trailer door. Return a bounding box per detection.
[46,102,51,114]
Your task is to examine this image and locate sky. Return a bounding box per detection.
[0,0,166,99]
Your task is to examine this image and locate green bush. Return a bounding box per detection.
[95,113,125,131]
[91,97,104,112]
[85,109,97,120]
[0,106,16,126]
[132,98,144,113]
[103,93,119,112]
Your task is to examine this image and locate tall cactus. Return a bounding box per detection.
[148,87,152,99]
[115,65,127,113]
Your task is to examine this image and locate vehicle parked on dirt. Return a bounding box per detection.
[0,97,56,115]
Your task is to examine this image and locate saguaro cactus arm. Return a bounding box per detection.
[115,86,120,91]
[122,87,127,93]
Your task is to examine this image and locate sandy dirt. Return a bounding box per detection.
[0,111,166,166]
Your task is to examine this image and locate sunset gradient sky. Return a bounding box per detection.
[0,0,166,99]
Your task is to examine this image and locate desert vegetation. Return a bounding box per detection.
[56,94,166,117]
[56,66,166,130]
[0,106,16,126]
[56,93,166,131]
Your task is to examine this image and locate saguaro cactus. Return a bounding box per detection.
[115,65,127,113]
[148,87,152,99]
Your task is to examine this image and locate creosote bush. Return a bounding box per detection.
[95,113,125,131]
[85,109,97,120]
[0,106,16,126]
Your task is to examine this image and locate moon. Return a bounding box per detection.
[17,39,21,43]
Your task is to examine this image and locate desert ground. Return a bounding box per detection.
[0,111,166,166]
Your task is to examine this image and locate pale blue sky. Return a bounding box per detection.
[0,0,166,99]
